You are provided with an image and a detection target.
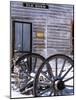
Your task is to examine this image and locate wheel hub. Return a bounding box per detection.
[54,80,65,90]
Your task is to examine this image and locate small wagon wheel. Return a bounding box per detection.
[14,53,45,94]
[34,54,74,96]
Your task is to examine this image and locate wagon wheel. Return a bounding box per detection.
[14,53,45,94]
[34,54,74,97]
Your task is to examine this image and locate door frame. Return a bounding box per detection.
[12,21,32,57]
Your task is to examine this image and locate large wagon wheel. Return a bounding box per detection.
[14,53,45,95]
[34,54,74,96]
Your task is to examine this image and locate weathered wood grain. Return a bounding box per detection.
[10,1,73,57]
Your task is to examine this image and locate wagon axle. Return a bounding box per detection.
[54,80,65,90]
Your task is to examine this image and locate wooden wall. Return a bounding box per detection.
[10,1,73,57]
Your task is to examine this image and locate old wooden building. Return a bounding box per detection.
[10,1,74,58]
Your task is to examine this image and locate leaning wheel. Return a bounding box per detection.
[34,54,74,97]
[14,53,45,94]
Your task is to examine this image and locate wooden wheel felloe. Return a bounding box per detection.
[33,54,74,97]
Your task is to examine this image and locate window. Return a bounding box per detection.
[13,21,32,53]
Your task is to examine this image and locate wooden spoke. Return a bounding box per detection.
[62,65,73,79]
[55,58,57,77]
[59,59,66,77]
[32,57,37,72]
[63,76,73,82]
[65,85,73,88]
[38,88,51,96]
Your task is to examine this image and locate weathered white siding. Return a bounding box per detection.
[10,1,73,57]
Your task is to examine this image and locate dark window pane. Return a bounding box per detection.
[23,23,31,51]
[15,23,22,51]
